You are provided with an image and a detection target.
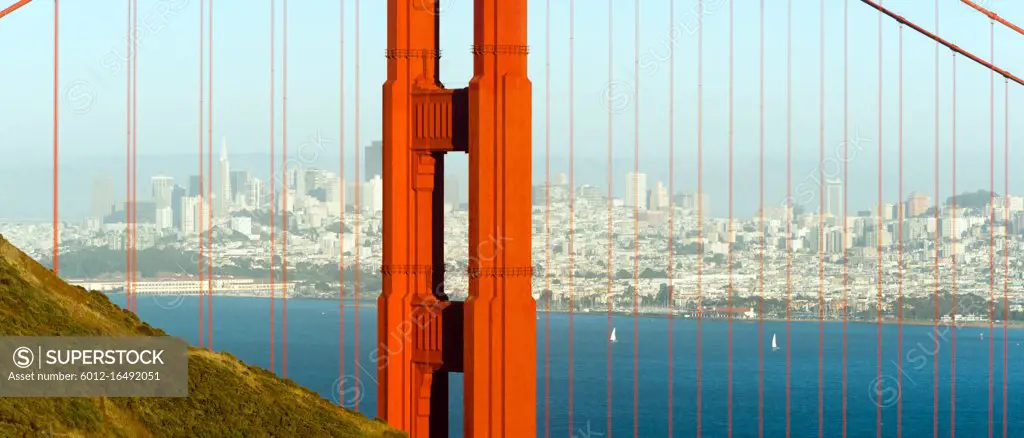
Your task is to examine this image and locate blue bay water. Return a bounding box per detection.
[121,295,1023,437]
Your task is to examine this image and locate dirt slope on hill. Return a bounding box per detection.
[0,234,402,438]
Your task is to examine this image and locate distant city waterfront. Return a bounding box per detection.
[89,284,1024,330]
[4,152,1024,331]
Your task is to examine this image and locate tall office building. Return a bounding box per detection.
[151,176,174,209]
[90,176,116,220]
[649,181,669,211]
[121,201,157,224]
[171,185,186,230]
[444,174,460,207]
[625,172,648,210]
[292,168,307,210]
[905,192,931,217]
[874,202,895,221]
[531,185,545,205]
[677,192,711,217]
[813,227,848,254]
[304,170,319,195]
[151,176,174,231]
[345,180,361,209]
[179,196,199,234]
[824,179,842,218]
[188,175,202,197]
[229,170,250,203]
[365,141,383,181]
[675,193,694,210]
[305,168,331,193]
[247,177,264,210]
[363,175,384,213]
[155,207,173,230]
[808,225,827,253]
[218,137,231,218]
[325,177,344,216]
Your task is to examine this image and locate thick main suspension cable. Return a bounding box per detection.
[960,0,1024,37]
[0,0,33,20]
[859,0,1024,87]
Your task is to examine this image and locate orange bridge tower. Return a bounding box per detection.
[378,0,535,437]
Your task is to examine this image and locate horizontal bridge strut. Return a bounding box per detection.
[410,88,468,153]
[379,264,537,278]
[410,298,463,373]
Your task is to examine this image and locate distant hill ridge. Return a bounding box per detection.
[0,234,402,438]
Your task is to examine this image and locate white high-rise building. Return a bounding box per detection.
[345,180,361,208]
[444,174,460,208]
[879,202,895,221]
[363,175,384,213]
[91,176,117,220]
[650,181,669,211]
[304,168,330,192]
[824,179,842,218]
[248,177,264,210]
[218,137,231,218]
[284,190,295,212]
[325,177,344,216]
[293,168,307,211]
[151,176,174,210]
[679,192,711,217]
[155,207,173,230]
[179,196,199,234]
[625,172,648,210]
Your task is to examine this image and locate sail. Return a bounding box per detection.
[610,328,617,342]
[772,334,777,349]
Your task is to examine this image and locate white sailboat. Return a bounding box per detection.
[772,333,779,351]
[610,327,618,344]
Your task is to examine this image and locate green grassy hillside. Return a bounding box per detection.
[0,234,402,438]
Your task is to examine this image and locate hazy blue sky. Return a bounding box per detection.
[1,0,1022,220]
